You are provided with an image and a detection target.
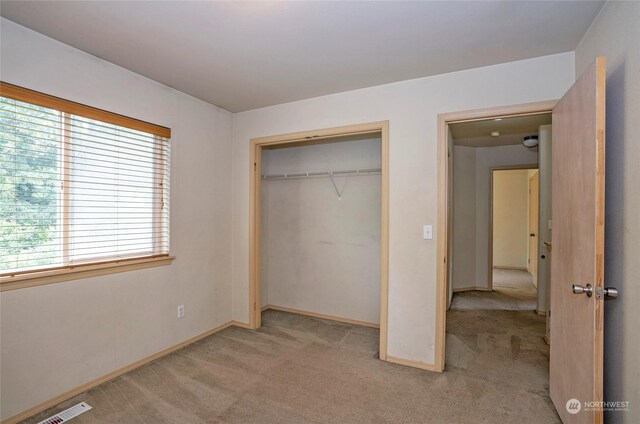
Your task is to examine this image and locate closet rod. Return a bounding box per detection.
[262,167,381,181]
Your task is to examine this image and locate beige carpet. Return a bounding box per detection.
[22,309,559,423]
[450,268,538,311]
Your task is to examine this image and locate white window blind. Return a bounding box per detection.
[0,85,170,275]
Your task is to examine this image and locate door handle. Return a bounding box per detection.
[573,284,619,299]
[603,287,619,299]
[572,283,593,297]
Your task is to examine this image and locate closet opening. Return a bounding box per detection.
[249,122,389,359]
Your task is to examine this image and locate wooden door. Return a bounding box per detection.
[528,172,539,285]
[550,57,605,423]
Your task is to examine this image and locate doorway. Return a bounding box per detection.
[435,100,555,372]
[438,58,606,424]
[488,167,540,311]
[248,121,390,359]
[445,112,550,311]
[440,106,556,423]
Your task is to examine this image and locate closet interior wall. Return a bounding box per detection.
[260,136,381,324]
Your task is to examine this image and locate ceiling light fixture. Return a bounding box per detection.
[523,135,539,148]
[491,131,500,137]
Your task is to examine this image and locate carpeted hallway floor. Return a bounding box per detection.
[450,268,538,311]
[22,309,559,423]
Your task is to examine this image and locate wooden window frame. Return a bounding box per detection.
[0,82,174,291]
[0,82,170,138]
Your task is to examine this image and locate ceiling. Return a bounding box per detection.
[451,114,552,147]
[0,1,604,112]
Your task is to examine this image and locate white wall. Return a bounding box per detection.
[452,144,538,290]
[527,168,540,287]
[447,128,454,306]
[452,146,476,290]
[261,138,381,324]
[575,2,640,422]
[0,19,234,420]
[232,53,575,365]
[492,169,529,268]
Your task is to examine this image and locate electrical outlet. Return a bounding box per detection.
[177,305,185,319]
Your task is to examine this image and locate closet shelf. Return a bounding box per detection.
[261,167,381,181]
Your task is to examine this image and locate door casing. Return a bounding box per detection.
[488,166,539,291]
[528,171,540,285]
[248,121,390,359]
[436,100,556,371]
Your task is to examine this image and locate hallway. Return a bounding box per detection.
[445,268,556,421]
[450,268,537,311]
[445,309,556,421]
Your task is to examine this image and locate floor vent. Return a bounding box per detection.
[38,402,92,424]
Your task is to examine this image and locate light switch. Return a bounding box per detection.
[423,225,433,240]
[548,220,553,230]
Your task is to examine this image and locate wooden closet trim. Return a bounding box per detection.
[249,121,389,360]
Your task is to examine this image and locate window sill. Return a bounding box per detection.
[0,255,175,292]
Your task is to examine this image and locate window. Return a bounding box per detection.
[0,83,171,280]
